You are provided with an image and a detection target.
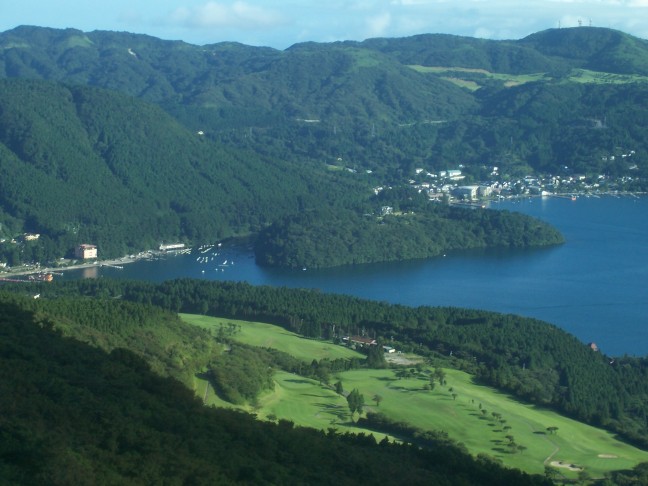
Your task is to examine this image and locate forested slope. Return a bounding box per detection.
[0,290,550,485]
[16,278,648,450]
[0,77,566,268]
[255,204,563,268]
[1,25,648,181]
[0,78,362,262]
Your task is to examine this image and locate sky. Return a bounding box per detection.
[2,0,648,49]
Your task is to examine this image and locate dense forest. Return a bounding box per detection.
[255,202,563,268]
[1,25,647,182]
[0,293,552,484]
[13,278,648,451]
[0,78,363,262]
[0,77,565,267]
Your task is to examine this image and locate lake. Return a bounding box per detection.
[63,195,648,357]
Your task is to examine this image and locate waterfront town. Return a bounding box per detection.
[0,161,644,281]
[385,158,643,204]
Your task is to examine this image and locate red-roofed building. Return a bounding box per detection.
[343,336,377,347]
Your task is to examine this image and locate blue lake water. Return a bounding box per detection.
[63,195,648,357]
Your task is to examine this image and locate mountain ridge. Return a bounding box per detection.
[0,25,646,264]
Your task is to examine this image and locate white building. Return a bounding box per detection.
[75,244,97,259]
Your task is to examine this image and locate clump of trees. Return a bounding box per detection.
[208,345,275,404]
[347,388,365,420]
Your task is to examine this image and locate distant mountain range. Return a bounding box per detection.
[0,25,646,261]
[3,25,646,175]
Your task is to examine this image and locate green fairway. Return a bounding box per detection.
[259,371,348,426]
[181,313,648,479]
[336,368,648,479]
[180,314,364,361]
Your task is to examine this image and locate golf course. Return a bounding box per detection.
[182,314,648,480]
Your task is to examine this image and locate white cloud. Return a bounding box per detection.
[169,1,284,30]
[366,12,392,37]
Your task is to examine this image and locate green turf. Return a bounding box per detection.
[180,314,364,361]
[181,313,648,479]
[336,367,648,478]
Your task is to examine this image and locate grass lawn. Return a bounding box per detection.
[410,65,648,90]
[336,367,648,479]
[256,371,391,440]
[180,314,364,362]
[181,313,648,479]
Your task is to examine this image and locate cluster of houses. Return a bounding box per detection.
[373,164,628,204]
[374,167,494,203]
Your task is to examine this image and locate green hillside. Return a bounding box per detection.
[1,25,648,183]
[520,27,648,75]
[0,78,362,262]
[183,314,646,480]
[182,314,364,362]
[354,33,568,74]
[0,292,553,485]
[2,282,647,483]
[254,204,563,268]
[23,278,648,453]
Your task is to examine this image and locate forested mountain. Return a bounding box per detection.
[0,76,565,268]
[356,27,648,75]
[519,28,648,74]
[0,78,362,261]
[1,25,646,264]
[351,33,570,74]
[1,25,647,181]
[0,25,476,122]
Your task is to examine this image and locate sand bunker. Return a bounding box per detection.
[597,454,618,459]
[550,461,582,471]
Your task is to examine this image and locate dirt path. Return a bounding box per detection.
[543,439,560,465]
[203,381,210,404]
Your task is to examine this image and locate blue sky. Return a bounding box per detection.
[2,0,648,49]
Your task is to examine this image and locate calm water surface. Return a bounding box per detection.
[64,196,648,357]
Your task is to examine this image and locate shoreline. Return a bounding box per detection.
[1,192,645,281]
[0,252,158,280]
